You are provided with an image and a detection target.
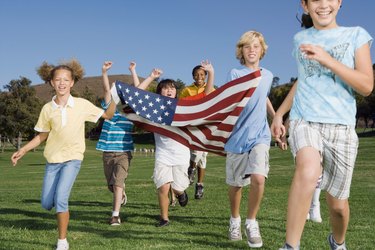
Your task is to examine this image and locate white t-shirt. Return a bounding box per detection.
[154,133,190,166]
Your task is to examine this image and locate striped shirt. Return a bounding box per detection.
[96,101,134,152]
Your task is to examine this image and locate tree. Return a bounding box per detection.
[0,77,42,149]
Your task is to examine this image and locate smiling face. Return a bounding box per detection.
[50,69,74,97]
[242,39,263,66]
[302,0,342,30]
[193,67,206,87]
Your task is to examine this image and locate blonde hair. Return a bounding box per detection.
[36,59,85,85]
[236,31,268,65]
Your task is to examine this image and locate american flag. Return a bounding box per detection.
[111,70,261,156]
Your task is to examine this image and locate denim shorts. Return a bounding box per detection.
[41,160,81,213]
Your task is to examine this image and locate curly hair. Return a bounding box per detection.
[36,59,85,85]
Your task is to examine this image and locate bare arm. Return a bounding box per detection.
[266,98,275,119]
[101,98,116,120]
[129,61,141,87]
[300,43,373,96]
[137,68,163,90]
[200,60,215,94]
[270,81,298,142]
[11,132,49,166]
[102,61,113,104]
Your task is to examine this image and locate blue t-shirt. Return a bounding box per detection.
[96,100,134,152]
[290,26,373,126]
[224,66,273,153]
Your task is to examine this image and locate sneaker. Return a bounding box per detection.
[188,166,196,185]
[308,203,322,223]
[156,219,170,227]
[109,216,121,226]
[228,221,242,241]
[121,192,127,206]
[245,221,263,248]
[56,241,69,250]
[328,233,347,250]
[279,243,300,250]
[195,183,204,199]
[176,191,188,207]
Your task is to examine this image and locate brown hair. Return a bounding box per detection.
[37,59,85,85]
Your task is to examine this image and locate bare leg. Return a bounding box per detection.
[158,183,171,220]
[326,193,349,244]
[197,167,205,184]
[229,186,242,218]
[113,185,123,213]
[57,211,69,239]
[247,174,265,219]
[285,147,322,247]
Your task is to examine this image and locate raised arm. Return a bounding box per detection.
[129,61,141,87]
[136,68,163,90]
[11,132,49,166]
[200,60,215,94]
[102,61,113,104]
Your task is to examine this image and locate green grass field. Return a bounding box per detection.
[0,138,374,250]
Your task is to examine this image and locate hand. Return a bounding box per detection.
[299,44,332,67]
[102,61,113,74]
[277,135,288,151]
[129,61,136,72]
[270,114,286,148]
[200,60,214,74]
[11,149,26,166]
[149,68,163,79]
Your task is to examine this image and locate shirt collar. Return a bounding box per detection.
[51,95,75,109]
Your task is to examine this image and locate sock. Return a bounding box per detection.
[245,218,256,225]
[57,238,68,246]
[312,188,321,205]
[230,216,241,224]
[112,211,119,217]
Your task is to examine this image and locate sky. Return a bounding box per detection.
[1,0,374,90]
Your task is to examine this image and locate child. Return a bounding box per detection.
[11,60,116,250]
[134,61,214,226]
[272,0,373,249]
[96,61,134,226]
[225,30,275,248]
[180,64,215,199]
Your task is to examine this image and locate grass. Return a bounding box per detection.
[0,138,374,250]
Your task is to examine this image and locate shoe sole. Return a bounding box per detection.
[247,241,263,248]
[110,223,120,226]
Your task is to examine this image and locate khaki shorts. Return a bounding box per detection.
[288,119,358,199]
[191,150,208,169]
[225,144,270,187]
[153,161,189,191]
[103,151,132,188]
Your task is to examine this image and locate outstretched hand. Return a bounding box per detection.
[200,60,214,74]
[150,68,163,79]
[129,61,136,72]
[102,61,113,74]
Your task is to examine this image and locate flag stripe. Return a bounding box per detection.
[114,70,261,155]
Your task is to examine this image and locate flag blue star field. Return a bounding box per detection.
[111,70,261,156]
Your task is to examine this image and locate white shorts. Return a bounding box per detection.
[191,150,208,169]
[153,160,189,192]
[288,119,358,199]
[225,144,270,187]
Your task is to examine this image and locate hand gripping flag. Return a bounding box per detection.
[111,70,261,156]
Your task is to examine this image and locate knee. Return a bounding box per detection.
[330,202,349,217]
[251,175,265,187]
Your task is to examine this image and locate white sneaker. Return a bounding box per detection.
[56,241,69,250]
[308,203,322,223]
[245,221,263,248]
[228,221,242,241]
